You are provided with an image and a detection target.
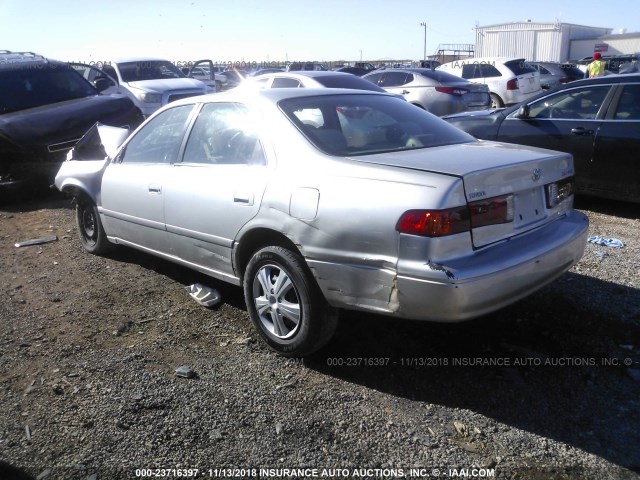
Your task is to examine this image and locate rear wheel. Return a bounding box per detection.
[490,93,504,109]
[243,246,337,357]
[75,196,113,255]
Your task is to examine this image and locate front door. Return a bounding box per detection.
[100,104,195,253]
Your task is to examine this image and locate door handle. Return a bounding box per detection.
[148,184,162,194]
[402,90,410,95]
[571,127,593,136]
[233,192,254,206]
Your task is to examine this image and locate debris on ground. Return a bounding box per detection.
[14,235,58,248]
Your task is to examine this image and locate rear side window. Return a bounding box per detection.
[614,85,640,120]
[504,60,537,76]
[460,63,502,79]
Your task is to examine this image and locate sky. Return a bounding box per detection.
[1,0,637,66]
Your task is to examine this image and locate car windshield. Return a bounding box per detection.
[117,60,186,82]
[279,93,474,156]
[313,75,385,92]
[0,64,97,114]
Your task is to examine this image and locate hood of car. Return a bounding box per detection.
[125,78,207,92]
[0,94,137,153]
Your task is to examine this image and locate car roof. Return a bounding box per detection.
[567,72,640,86]
[259,71,359,80]
[111,57,171,63]
[0,50,65,70]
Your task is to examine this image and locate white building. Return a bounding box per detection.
[475,21,611,62]
[570,31,640,60]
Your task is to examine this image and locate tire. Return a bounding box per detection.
[243,246,337,357]
[490,93,504,109]
[75,196,113,255]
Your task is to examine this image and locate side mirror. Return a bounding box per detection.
[514,105,530,119]
[94,77,114,93]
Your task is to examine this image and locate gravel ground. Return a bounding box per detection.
[1,193,639,480]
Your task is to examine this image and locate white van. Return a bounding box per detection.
[437,57,541,108]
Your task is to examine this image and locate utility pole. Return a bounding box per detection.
[420,22,427,61]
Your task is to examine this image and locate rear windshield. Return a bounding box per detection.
[504,59,537,76]
[279,93,474,156]
[414,69,466,83]
[0,64,96,114]
[314,75,385,92]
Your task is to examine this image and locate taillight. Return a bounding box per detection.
[506,78,519,90]
[545,177,574,208]
[469,194,514,228]
[435,86,468,96]
[396,194,514,237]
[397,207,470,237]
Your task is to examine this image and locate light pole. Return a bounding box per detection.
[420,22,427,61]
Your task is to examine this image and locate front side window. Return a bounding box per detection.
[380,72,409,87]
[461,64,481,79]
[527,86,610,120]
[271,77,301,88]
[182,103,266,165]
[120,105,193,164]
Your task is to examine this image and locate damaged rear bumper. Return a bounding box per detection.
[310,210,589,322]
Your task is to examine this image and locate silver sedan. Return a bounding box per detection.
[363,68,491,116]
[55,88,588,357]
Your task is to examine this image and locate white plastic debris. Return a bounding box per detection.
[587,236,624,248]
[185,283,221,307]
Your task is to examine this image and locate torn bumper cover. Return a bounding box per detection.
[310,210,588,322]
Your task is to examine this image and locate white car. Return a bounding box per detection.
[73,58,212,117]
[437,57,542,108]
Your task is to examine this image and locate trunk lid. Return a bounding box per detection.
[352,140,575,247]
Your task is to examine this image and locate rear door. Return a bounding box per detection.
[591,83,640,201]
[496,84,613,191]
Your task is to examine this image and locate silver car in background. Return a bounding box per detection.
[241,70,388,92]
[362,68,491,116]
[55,89,588,357]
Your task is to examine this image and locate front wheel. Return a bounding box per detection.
[75,196,113,255]
[243,246,337,357]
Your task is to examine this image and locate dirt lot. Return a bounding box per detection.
[1,193,639,480]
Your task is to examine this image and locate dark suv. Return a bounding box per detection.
[0,51,143,202]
